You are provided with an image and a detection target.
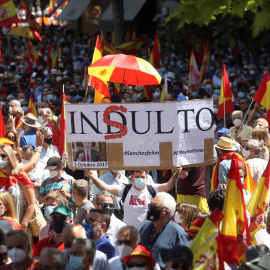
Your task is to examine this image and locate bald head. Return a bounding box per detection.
[255,118,269,130]
[164,94,174,102]
[63,224,86,249]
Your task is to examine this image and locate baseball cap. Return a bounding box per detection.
[45,157,62,170]
[50,205,72,217]
[167,245,193,265]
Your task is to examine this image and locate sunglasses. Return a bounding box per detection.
[127,262,148,268]
[52,215,67,222]
[171,263,190,270]
[42,127,52,131]
[98,203,114,209]
[7,137,15,141]
[148,204,166,211]
[115,239,136,246]
[0,154,7,159]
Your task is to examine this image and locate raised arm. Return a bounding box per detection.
[158,165,182,192]
[88,170,119,197]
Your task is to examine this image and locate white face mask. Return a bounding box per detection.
[22,159,29,164]
[174,212,184,224]
[9,106,13,114]
[7,247,26,263]
[49,170,58,178]
[233,119,242,127]
[242,148,250,159]
[213,108,219,115]
[0,205,5,216]
[116,244,134,259]
[127,267,146,270]
[255,124,263,129]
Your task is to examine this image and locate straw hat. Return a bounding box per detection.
[21,113,41,128]
[214,137,237,151]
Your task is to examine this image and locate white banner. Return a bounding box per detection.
[66,100,214,169]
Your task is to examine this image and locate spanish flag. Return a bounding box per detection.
[217,65,234,120]
[188,50,200,89]
[103,43,118,55]
[87,35,110,103]
[0,137,14,146]
[190,208,224,270]
[247,161,270,243]
[117,38,145,55]
[15,119,22,131]
[253,71,270,129]
[28,94,38,117]
[0,0,18,27]
[149,32,161,69]
[221,154,251,265]
[199,40,210,82]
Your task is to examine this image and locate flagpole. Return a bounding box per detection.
[224,97,226,127]
[239,99,254,133]
[62,84,66,167]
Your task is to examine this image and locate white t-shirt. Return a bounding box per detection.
[118,184,159,230]
[107,214,126,246]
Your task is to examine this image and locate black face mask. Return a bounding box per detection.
[44,137,53,145]
[147,206,162,221]
[52,220,68,233]
[104,208,114,216]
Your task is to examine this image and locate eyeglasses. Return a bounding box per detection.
[42,127,52,131]
[0,154,7,159]
[171,263,190,270]
[98,203,114,209]
[127,262,148,268]
[115,239,137,246]
[52,215,67,222]
[7,137,15,141]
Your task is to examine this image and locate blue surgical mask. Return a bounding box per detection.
[134,178,146,189]
[209,66,215,71]
[135,93,141,99]
[69,256,84,270]
[170,61,175,66]
[19,98,25,103]
[112,170,120,173]
[22,106,28,114]
[160,67,166,73]
[82,221,93,238]
[47,94,54,101]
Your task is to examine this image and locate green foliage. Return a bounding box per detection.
[165,0,270,37]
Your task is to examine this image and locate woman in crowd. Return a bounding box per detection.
[0,192,21,230]
[4,131,20,161]
[47,115,60,147]
[0,144,35,232]
[245,139,268,184]
[251,127,270,152]
[174,202,199,230]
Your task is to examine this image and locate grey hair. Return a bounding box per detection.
[40,248,67,269]
[16,107,24,115]
[6,230,29,247]
[96,190,115,204]
[43,108,52,117]
[73,238,96,257]
[117,225,140,241]
[156,192,176,218]
[247,139,267,157]
[232,110,243,118]
[22,144,35,154]
[9,100,21,107]
[72,180,88,198]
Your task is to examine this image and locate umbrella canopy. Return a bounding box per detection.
[7,26,42,40]
[88,54,161,85]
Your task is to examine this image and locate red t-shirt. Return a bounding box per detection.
[32,234,65,257]
[0,259,39,270]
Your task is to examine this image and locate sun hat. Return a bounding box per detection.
[21,113,41,128]
[214,137,237,151]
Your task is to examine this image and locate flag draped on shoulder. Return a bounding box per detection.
[247,161,270,243]
[217,65,234,120]
[28,94,38,117]
[88,35,110,103]
[149,32,161,69]
[188,50,200,89]
[253,71,270,129]
[0,0,18,27]
[190,208,224,270]
[221,154,251,265]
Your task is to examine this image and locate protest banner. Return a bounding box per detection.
[66,99,214,169]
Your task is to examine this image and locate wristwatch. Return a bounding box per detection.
[21,221,29,227]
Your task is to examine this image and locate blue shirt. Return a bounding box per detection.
[140,220,187,270]
[95,234,117,260]
[94,172,129,210]
[218,159,232,185]
[20,130,37,148]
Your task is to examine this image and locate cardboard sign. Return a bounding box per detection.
[66,100,214,169]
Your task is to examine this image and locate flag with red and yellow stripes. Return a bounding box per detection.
[217,65,234,120]
[188,50,200,89]
[0,137,14,145]
[199,40,210,82]
[28,94,38,117]
[247,161,270,243]
[117,38,145,55]
[0,0,18,27]
[221,154,251,265]
[150,32,161,69]
[88,35,110,103]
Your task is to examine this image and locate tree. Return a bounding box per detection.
[165,0,270,37]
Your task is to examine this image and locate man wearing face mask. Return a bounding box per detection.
[133,86,150,102]
[89,166,182,230]
[140,192,187,270]
[229,111,253,143]
[83,209,117,260]
[33,205,72,257]
[32,76,44,103]
[62,224,110,270]
[95,191,125,246]
[93,170,129,220]
[39,157,74,204]
[72,180,95,224]
[2,230,39,270]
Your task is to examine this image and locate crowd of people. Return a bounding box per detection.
[1,9,270,269]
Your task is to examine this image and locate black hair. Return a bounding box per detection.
[208,188,226,212]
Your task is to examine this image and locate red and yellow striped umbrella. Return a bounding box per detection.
[88,54,161,85]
